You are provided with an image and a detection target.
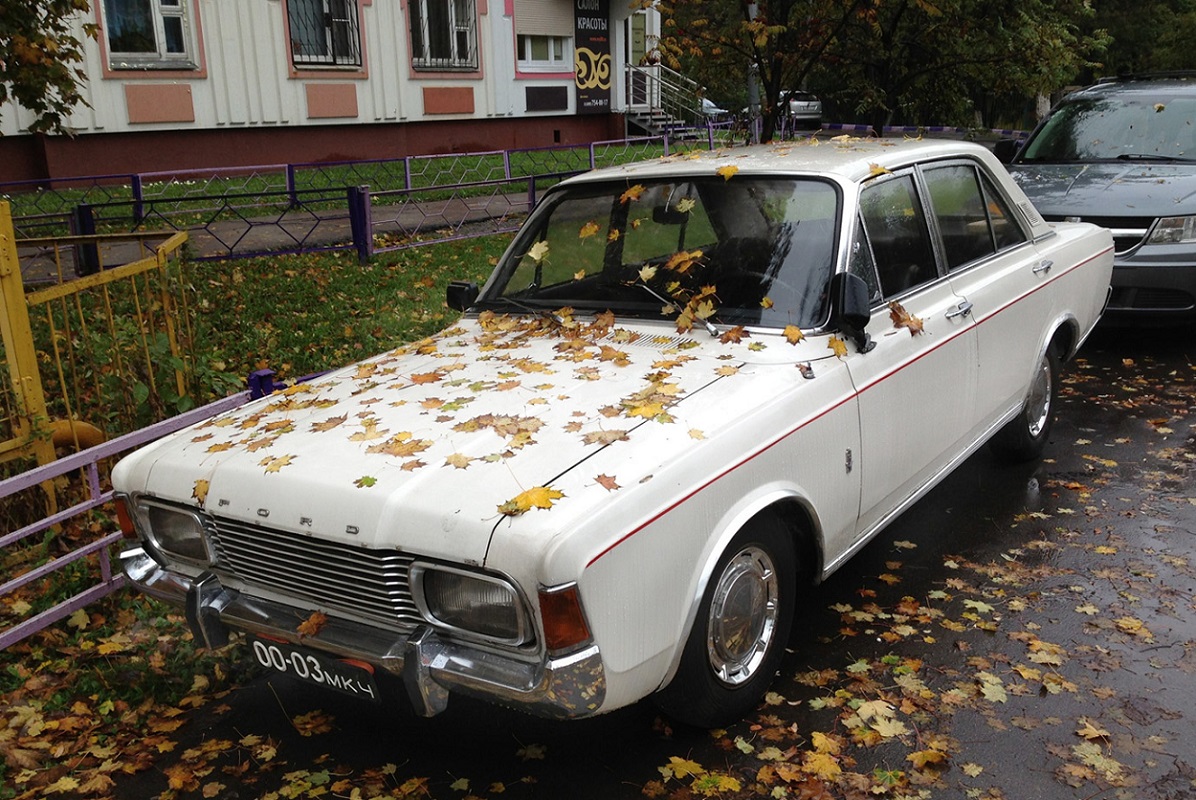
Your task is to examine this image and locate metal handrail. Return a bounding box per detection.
[625,64,705,127]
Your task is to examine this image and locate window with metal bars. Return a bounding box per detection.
[410,0,479,71]
[288,0,362,68]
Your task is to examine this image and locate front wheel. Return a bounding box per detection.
[990,347,1059,462]
[654,515,796,728]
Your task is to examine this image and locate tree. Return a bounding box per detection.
[652,0,868,142]
[1088,0,1196,78]
[819,0,1106,130]
[0,0,96,135]
[654,0,1106,136]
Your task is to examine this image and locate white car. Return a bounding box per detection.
[114,139,1113,727]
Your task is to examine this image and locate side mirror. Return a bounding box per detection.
[828,272,875,354]
[446,280,479,312]
[992,138,1022,164]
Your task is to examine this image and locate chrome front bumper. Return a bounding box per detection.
[121,547,606,719]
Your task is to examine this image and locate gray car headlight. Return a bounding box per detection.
[1147,216,1196,244]
[133,499,215,566]
[412,565,528,645]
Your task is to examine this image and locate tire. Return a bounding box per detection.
[654,515,796,728]
[990,346,1059,462]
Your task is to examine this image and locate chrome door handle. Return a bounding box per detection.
[1033,260,1054,275]
[946,301,973,319]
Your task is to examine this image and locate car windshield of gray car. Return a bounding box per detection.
[481,176,840,330]
[1020,95,1196,163]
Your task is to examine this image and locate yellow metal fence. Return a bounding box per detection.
[0,199,195,512]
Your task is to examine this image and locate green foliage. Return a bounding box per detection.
[1087,0,1196,78]
[0,0,97,134]
[656,0,1109,133]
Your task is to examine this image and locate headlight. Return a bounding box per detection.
[412,565,528,645]
[1147,216,1196,244]
[132,499,214,566]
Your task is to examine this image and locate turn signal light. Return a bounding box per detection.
[114,495,136,538]
[539,585,591,652]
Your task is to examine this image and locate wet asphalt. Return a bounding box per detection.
[112,324,1195,800]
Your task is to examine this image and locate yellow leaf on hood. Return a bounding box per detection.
[498,485,565,516]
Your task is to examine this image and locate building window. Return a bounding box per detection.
[410,0,478,71]
[517,35,570,71]
[103,0,195,68]
[289,0,362,68]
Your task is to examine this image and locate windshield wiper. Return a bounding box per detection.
[1115,153,1196,162]
[481,296,566,325]
[630,281,720,337]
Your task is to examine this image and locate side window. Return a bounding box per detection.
[288,0,363,68]
[859,174,938,298]
[980,173,1028,251]
[847,216,882,304]
[102,0,197,69]
[924,164,1028,270]
[410,0,479,71]
[923,165,992,269]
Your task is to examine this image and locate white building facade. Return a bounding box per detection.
[1,0,661,181]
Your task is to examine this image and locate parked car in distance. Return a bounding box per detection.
[114,139,1113,728]
[700,97,729,119]
[786,90,822,129]
[998,73,1196,322]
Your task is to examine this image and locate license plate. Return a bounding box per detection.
[251,637,380,702]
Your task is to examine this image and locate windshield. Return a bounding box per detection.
[483,176,840,330]
[1020,93,1196,162]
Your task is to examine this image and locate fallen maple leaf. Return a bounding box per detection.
[192,479,210,506]
[907,748,949,770]
[802,750,842,780]
[827,336,848,358]
[310,413,348,432]
[444,453,472,469]
[719,325,749,344]
[716,164,739,181]
[579,220,600,239]
[596,474,620,491]
[582,429,629,446]
[259,454,295,473]
[498,486,565,516]
[527,239,549,262]
[888,300,925,335]
[291,709,335,736]
[620,184,646,203]
[297,610,328,638]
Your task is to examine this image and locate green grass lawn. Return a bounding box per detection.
[187,234,511,390]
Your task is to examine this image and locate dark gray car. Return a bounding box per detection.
[998,74,1196,323]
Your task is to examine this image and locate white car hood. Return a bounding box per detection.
[114,313,836,565]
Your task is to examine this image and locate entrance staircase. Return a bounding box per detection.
[623,64,708,138]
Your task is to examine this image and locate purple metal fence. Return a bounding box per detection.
[0,391,250,650]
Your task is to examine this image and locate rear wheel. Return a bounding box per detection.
[655,515,796,727]
[990,347,1059,462]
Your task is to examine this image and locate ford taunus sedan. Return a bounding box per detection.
[114,139,1113,727]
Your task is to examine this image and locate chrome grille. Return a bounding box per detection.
[209,517,421,632]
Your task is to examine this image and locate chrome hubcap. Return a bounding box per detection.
[706,546,779,686]
[1025,355,1053,438]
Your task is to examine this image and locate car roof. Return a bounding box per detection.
[561,138,994,187]
[1067,73,1196,100]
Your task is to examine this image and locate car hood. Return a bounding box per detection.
[1008,161,1196,219]
[113,313,838,566]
